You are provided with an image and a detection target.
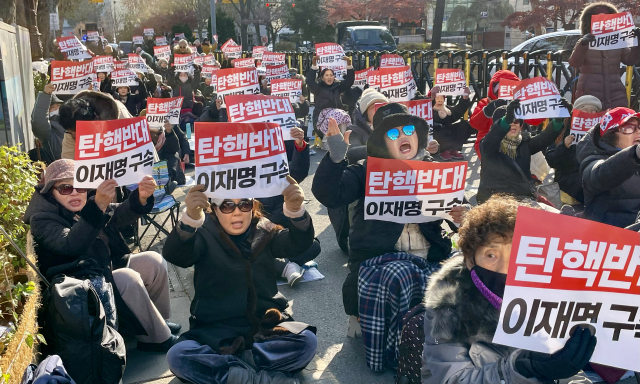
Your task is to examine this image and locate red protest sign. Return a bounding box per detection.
[498,79,520,100]
[74,117,154,188]
[590,11,637,51]
[374,99,433,127]
[513,77,570,119]
[252,46,267,60]
[435,69,466,96]
[569,109,607,143]
[265,64,289,83]
[87,31,99,41]
[132,35,144,45]
[194,122,290,199]
[354,67,375,89]
[365,157,466,223]
[367,66,417,102]
[261,51,286,66]
[380,54,405,68]
[128,54,147,72]
[226,94,297,140]
[114,60,128,70]
[155,36,168,46]
[111,69,138,87]
[215,67,260,107]
[233,58,256,68]
[270,79,303,103]
[57,36,92,60]
[50,60,96,95]
[144,28,154,36]
[175,32,186,39]
[93,56,114,73]
[153,45,171,61]
[220,38,238,50]
[173,53,194,72]
[146,97,184,128]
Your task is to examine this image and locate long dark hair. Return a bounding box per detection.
[320,68,335,83]
[593,124,618,149]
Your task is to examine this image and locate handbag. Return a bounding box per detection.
[509,157,562,209]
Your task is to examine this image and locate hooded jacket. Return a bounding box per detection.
[115,88,146,117]
[168,69,201,108]
[346,101,372,164]
[31,92,65,161]
[306,66,355,125]
[577,129,640,227]
[544,122,583,203]
[569,2,640,109]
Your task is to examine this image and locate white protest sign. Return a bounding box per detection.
[513,77,570,120]
[367,66,417,102]
[226,94,297,141]
[375,99,434,128]
[569,110,607,144]
[154,45,171,61]
[173,53,194,73]
[57,36,92,60]
[234,58,256,68]
[380,54,405,68]
[315,43,348,81]
[50,60,96,95]
[590,11,638,51]
[93,56,114,73]
[146,97,184,128]
[270,78,302,103]
[354,67,374,89]
[128,54,147,73]
[133,35,144,45]
[435,69,467,96]
[144,28,154,36]
[175,33,186,39]
[252,46,267,60]
[111,69,138,87]
[203,55,216,65]
[87,31,99,42]
[261,51,286,66]
[114,60,128,70]
[265,64,290,84]
[156,36,168,46]
[216,67,260,107]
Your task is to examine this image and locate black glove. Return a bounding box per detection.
[505,99,521,123]
[515,327,597,382]
[170,65,176,71]
[580,33,596,46]
[552,97,572,127]
[193,64,202,72]
[482,99,508,118]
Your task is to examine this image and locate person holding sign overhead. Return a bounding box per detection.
[429,85,472,161]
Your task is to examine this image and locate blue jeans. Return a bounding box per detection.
[167,330,317,384]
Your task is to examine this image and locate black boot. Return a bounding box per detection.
[137,334,178,352]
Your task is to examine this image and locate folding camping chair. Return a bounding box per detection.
[131,161,181,251]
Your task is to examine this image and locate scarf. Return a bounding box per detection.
[432,104,451,120]
[499,134,522,159]
[470,269,502,310]
[154,130,166,151]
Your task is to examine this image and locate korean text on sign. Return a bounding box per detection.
[261,52,286,66]
[93,56,114,73]
[498,79,520,100]
[270,79,303,103]
[373,99,434,127]
[590,12,638,51]
[266,64,290,84]
[367,66,417,102]
[315,43,348,80]
[252,46,267,60]
[570,110,607,144]
[87,31,99,41]
[57,36,92,60]
[493,207,640,372]
[194,122,290,199]
[216,67,261,107]
[226,94,297,141]
[173,54,194,73]
[354,67,374,89]
[50,60,96,95]
[156,36,168,46]
[144,28,154,36]
[513,77,570,120]
[146,97,184,128]
[132,35,144,45]
[74,117,154,188]
[128,54,147,72]
[233,58,256,68]
[114,60,128,70]
[365,157,466,224]
[380,54,405,68]
[154,45,171,61]
[435,69,466,96]
[111,69,138,87]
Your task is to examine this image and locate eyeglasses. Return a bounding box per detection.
[54,184,88,195]
[619,123,640,134]
[218,199,254,214]
[386,125,416,141]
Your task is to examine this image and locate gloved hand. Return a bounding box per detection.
[482,99,508,118]
[185,184,210,221]
[282,175,304,213]
[580,33,596,46]
[193,64,202,72]
[515,327,597,382]
[552,97,572,128]
[633,28,640,38]
[505,99,521,124]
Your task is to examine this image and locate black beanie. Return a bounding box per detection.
[367,102,430,159]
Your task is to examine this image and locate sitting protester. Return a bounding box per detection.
[164,179,317,384]
[430,85,472,161]
[577,107,640,227]
[422,195,596,384]
[198,77,215,103]
[346,88,389,164]
[155,58,171,82]
[168,66,202,109]
[31,83,65,163]
[147,120,188,185]
[24,159,180,352]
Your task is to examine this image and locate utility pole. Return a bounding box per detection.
[431,0,445,50]
[210,0,217,48]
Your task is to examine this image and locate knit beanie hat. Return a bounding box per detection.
[367,103,430,159]
[573,95,603,113]
[358,88,389,116]
[41,159,75,194]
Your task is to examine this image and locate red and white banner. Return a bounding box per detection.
[111,69,138,87]
[93,56,114,73]
[155,36,168,46]
[270,79,302,103]
[226,94,297,141]
[570,110,607,143]
[265,64,289,84]
[203,54,216,65]
[435,69,466,96]
[375,99,434,128]
[365,157,466,223]
[498,79,520,100]
[220,38,238,51]
[175,32,186,39]
[50,60,96,95]
[153,45,171,61]
[144,28,154,36]
[315,42,348,81]
[194,122,290,199]
[128,54,147,73]
[380,54,405,68]
[590,11,638,51]
[132,35,144,45]
[173,53,194,72]
[146,97,184,128]
[86,31,99,42]
[57,36,92,60]
[252,46,267,60]
[74,117,154,188]
[354,67,375,89]
[492,207,640,372]
[114,60,128,70]
[513,77,570,119]
[212,34,218,44]
[202,65,218,92]
[367,66,417,102]
[216,67,260,107]
[223,44,242,59]
[261,51,286,66]
[233,58,256,68]
[193,56,205,66]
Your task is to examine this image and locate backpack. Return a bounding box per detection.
[20,355,76,384]
[42,276,126,384]
[396,303,426,384]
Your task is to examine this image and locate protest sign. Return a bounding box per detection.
[50,60,96,95]
[367,66,417,102]
[86,31,99,42]
[569,110,607,144]
[498,79,520,100]
[193,56,205,66]
[590,11,638,51]
[111,69,138,87]
[203,54,216,65]
[364,157,466,223]
[223,44,242,59]
[270,78,302,103]
[265,64,290,84]
[435,69,467,96]
[513,77,570,120]
[93,56,114,73]
[146,97,184,128]
[194,122,290,199]
[252,46,267,60]
[201,64,218,79]
[216,67,260,107]
[380,54,405,68]
[128,54,147,72]
[153,45,171,61]
[175,32,186,39]
[315,43,348,81]
[226,94,297,141]
[354,67,375,89]
[114,60,128,70]
[220,38,238,50]
[74,117,154,188]
[57,36,92,60]
[132,35,144,45]
[261,51,286,66]
[375,99,433,127]
[233,58,256,68]
[156,36,168,46]
[492,207,640,372]
[173,53,194,72]
[144,28,154,36]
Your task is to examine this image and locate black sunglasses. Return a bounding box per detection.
[54,184,88,195]
[218,199,254,214]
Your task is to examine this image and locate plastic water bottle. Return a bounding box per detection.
[186,123,192,139]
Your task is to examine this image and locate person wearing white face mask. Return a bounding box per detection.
[31,83,65,163]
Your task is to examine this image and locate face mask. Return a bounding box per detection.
[472,265,507,298]
[49,110,59,118]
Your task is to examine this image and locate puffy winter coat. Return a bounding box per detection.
[346,102,372,164]
[306,66,355,128]
[168,69,201,108]
[31,92,65,161]
[115,90,146,117]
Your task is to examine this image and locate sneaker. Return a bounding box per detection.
[137,334,178,352]
[166,321,182,335]
[309,149,316,155]
[450,150,464,160]
[439,150,452,161]
[282,261,304,287]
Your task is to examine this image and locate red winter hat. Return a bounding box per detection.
[600,107,640,133]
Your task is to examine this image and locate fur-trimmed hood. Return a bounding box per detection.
[173,45,193,55]
[72,90,132,119]
[580,2,618,35]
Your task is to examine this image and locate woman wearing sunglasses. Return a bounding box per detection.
[163,176,317,384]
[577,107,640,228]
[24,159,179,352]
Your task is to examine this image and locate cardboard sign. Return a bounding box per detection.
[234,58,256,68]
[111,69,138,87]
[252,46,267,60]
[86,31,99,42]
[365,157,466,223]
[570,110,607,143]
[354,67,375,89]
[93,56,114,73]
[226,94,296,141]
[155,36,168,46]
[153,45,171,61]
[590,12,638,51]
[216,67,260,107]
[498,79,520,100]
[144,28,154,36]
[114,60,128,70]
[270,79,302,103]
[380,54,405,68]
[173,53,194,73]
[74,117,154,188]
[175,32,186,39]
[367,66,417,102]
[194,122,290,199]
[262,51,286,66]
[203,54,216,65]
[146,97,184,128]
[57,36,92,60]
[513,77,570,119]
[132,35,144,45]
[435,69,466,96]
[492,207,640,372]
[50,60,96,95]
[128,54,147,73]
[265,64,289,84]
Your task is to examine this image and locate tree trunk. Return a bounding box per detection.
[240,22,248,47]
[25,0,44,60]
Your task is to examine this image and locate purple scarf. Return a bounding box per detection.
[471,270,502,310]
